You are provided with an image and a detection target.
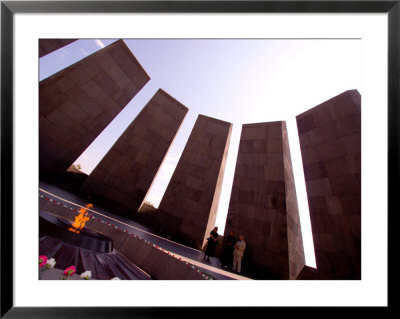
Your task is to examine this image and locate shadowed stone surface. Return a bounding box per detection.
[156,115,232,250]
[39,39,150,179]
[81,89,188,218]
[39,39,77,58]
[282,122,306,279]
[296,90,361,280]
[224,121,304,279]
[295,265,320,280]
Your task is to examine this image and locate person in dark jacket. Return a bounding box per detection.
[221,230,236,268]
[204,227,219,261]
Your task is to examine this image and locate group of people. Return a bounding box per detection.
[203,227,246,273]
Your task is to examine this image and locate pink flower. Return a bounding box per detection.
[64,266,76,277]
[39,255,47,268]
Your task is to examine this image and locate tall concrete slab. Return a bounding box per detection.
[296,90,361,280]
[224,121,304,279]
[81,89,188,218]
[39,39,77,57]
[156,115,232,250]
[39,39,150,180]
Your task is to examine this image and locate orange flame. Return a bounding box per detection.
[69,203,93,234]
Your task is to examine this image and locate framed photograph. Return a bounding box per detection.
[1,0,396,317]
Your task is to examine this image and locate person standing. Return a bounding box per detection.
[204,226,219,261]
[232,234,246,273]
[221,230,236,269]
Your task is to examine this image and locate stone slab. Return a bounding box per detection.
[81,89,188,218]
[40,39,150,180]
[39,39,77,58]
[296,90,361,280]
[156,114,232,250]
[224,121,303,279]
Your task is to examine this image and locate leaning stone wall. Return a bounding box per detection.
[39,39,150,179]
[157,115,232,250]
[224,121,302,279]
[296,90,361,279]
[282,122,305,280]
[39,39,77,57]
[81,89,188,218]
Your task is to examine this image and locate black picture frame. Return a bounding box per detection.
[1,1,396,317]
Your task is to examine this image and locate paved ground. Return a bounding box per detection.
[39,181,252,280]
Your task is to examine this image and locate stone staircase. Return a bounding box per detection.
[39,235,151,280]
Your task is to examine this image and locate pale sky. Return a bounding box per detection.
[40,38,362,267]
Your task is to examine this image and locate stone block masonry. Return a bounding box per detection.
[156,115,232,250]
[296,90,361,280]
[224,121,304,279]
[282,122,306,280]
[39,39,77,58]
[39,39,150,180]
[81,89,188,218]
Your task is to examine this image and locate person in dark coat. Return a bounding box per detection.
[221,230,236,268]
[204,227,219,261]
